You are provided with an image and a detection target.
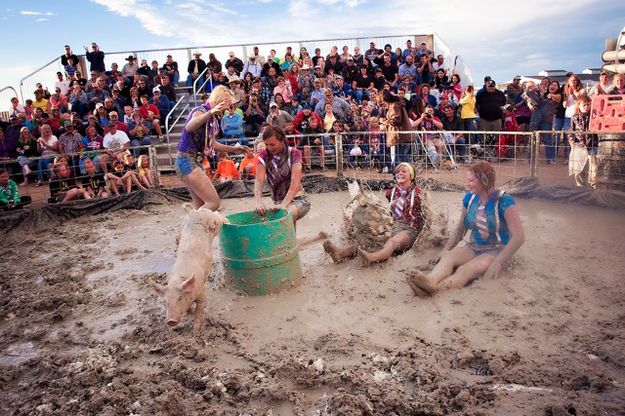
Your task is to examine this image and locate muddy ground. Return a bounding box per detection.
[1,191,624,415]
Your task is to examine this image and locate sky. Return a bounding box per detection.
[1,0,623,102]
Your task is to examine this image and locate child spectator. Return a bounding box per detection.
[568,97,596,188]
[49,163,89,203]
[301,114,324,170]
[106,159,145,195]
[213,152,240,182]
[239,151,259,180]
[81,158,109,198]
[499,105,519,160]
[136,154,158,188]
[0,168,31,210]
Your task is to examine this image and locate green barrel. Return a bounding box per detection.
[220,209,302,296]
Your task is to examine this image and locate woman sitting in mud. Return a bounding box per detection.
[406,161,524,296]
[323,163,424,265]
[254,125,310,227]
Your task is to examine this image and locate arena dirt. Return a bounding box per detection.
[1,191,624,415]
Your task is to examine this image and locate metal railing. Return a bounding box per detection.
[0,86,20,121]
[192,67,211,106]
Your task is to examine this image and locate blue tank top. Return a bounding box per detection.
[463,191,516,248]
[177,103,219,153]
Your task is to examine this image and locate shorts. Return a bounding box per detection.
[390,221,420,251]
[175,152,202,178]
[290,195,311,219]
[468,243,502,257]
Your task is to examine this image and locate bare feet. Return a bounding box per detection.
[405,270,437,296]
[357,247,373,266]
[323,240,344,263]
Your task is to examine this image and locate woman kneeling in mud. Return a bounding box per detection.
[323,163,424,265]
[406,161,524,296]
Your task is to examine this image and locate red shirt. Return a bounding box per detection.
[139,104,160,120]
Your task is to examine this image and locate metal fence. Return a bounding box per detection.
[2,130,620,209]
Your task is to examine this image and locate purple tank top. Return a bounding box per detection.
[177,103,219,153]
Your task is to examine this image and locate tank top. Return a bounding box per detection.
[177,103,219,154]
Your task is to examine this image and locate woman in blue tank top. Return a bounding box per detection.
[406,161,524,296]
[175,85,250,210]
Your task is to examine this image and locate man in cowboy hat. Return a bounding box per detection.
[186,51,206,87]
[122,55,138,78]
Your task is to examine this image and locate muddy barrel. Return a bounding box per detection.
[596,133,625,192]
[220,209,303,296]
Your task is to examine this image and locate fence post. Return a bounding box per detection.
[335,133,344,177]
[149,145,162,188]
[530,131,539,178]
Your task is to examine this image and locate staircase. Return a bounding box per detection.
[155,85,199,172]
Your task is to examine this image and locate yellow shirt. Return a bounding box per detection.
[33,98,49,112]
[459,94,476,119]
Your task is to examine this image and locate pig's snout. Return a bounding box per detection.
[166,319,179,327]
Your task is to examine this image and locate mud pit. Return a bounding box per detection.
[1,191,625,415]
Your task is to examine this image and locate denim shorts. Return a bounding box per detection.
[175,152,202,178]
[291,195,311,219]
[469,243,502,257]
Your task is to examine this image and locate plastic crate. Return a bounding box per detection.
[590,94,625,132]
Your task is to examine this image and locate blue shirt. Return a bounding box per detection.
[463,191,516,248]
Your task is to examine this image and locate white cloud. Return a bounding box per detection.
[20,10,54,16]
[90,0,618,82]
[36,18,49,22]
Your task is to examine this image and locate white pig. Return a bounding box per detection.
[150,203,229,330]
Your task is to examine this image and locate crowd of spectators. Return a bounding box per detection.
[1,39,624,207]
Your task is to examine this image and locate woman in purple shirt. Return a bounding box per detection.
[254,125,310,226]
[176,85,250,210]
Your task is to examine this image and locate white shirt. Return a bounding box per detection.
[55,80,70,96]
[433,62,450,74]
[103,130,130,150]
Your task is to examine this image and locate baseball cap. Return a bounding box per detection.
[484,75,492,82]
[152,86,161,93]
[513,75,522,80]
[269,101,278,108]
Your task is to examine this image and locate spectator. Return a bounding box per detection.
[35,124,59,185]
[416,54,433,85]
[412,105,443,164]
[69,85,89,118]
[81,125,105,173]
[136,154,158,189]
[243,90,265,137]
[440,104,467,162]
[85,42,105,74]
[365,42,382,65]
[266,101,293,130]
[54,71,70,96]
[139,95,163,141]
[536,80,562,164]
[137,59,151,77]
[60,45,79,67]
[186,52,207,87]
[459,85,477,132]
[506,76,523,105]
[0,127,17,171]
[242,55,262,78]
[324,54,343,75]
[213,152,239,182]
[589,71,611,97]
[432,54,449,74]
[64,56,78,80]
[9,97,26,118]
[568,96,596,187]
[50,87,69,113]
[15,127,38,185]
[402,39,414,62]
[0,167,31,209]
[162,54,180,85]
[103,121,131,153]
[81,158,109,198]
[314,88,351,121]
[159,74,176,102]
[225,51,244,75]
[273,77,293,104]
[221,106,245,143]
[476,80,506,131]
[609,73,625,95]
[239,151,258,180]
[33,90,50,114]
[151,87,172,121]
[58,123,84,175]
[127,112,153,155]
[398,54,418,90]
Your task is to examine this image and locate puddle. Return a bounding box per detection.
[0,342,39,367]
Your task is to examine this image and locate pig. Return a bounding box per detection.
[149,203,229,330]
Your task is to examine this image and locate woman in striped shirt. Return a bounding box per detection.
[407,161,524,296]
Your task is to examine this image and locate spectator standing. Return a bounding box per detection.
[588,71,611,97]
[60,45,79,67]
[225,51,244,75]
[85,42,105,74]
[162,54,180,85]
[475,80,506,131]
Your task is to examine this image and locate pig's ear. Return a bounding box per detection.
[182,202,194,213]
[148,278,166,294]
[181,273,195,293]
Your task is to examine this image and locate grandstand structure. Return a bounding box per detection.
[0,33,473,171]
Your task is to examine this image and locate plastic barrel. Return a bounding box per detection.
[597,133,625,192]
[220,209,303,296]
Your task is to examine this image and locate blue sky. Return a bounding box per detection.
[1,0,624,101]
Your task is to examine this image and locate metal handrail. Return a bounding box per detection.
[192,67,210,105]
[0,86,20,120]
[165,94,190,143]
